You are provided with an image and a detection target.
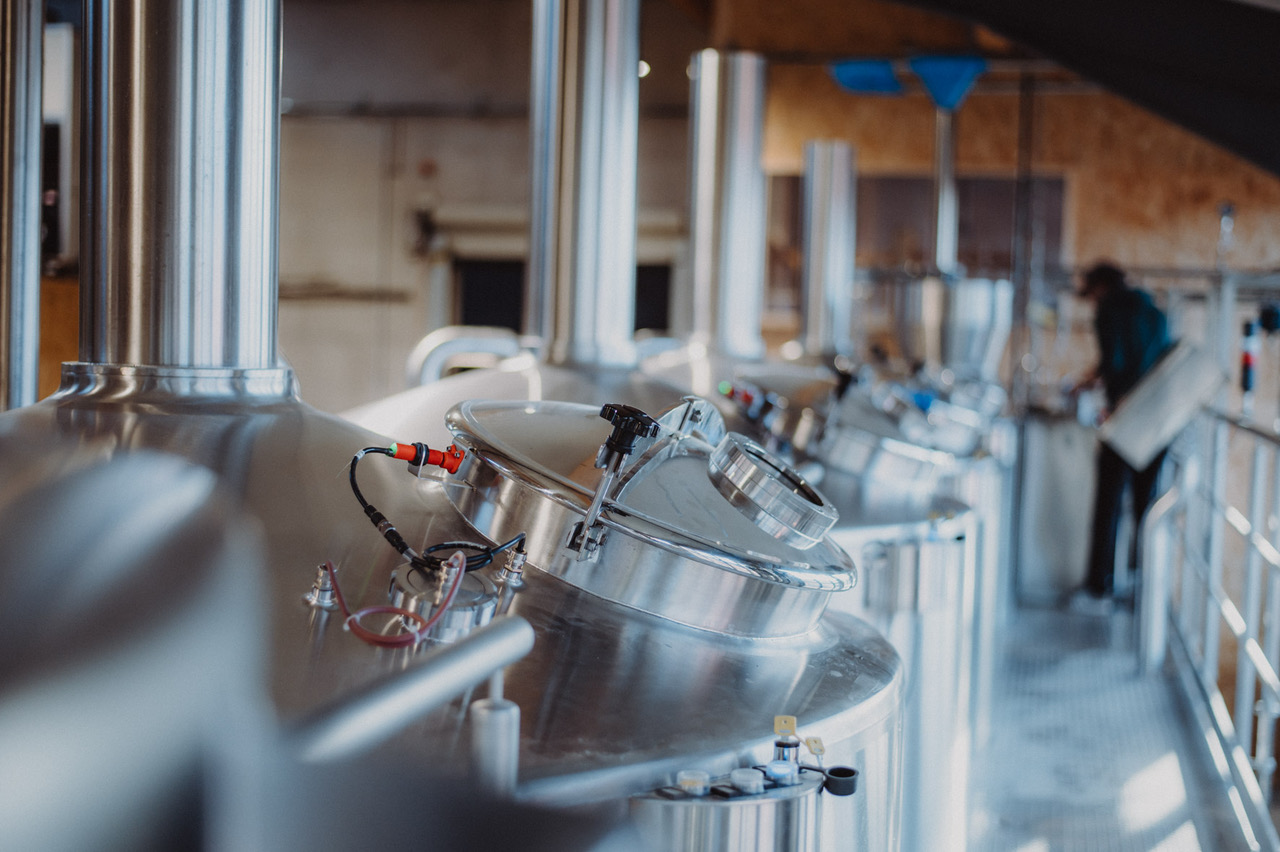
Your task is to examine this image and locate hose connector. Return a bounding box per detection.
[391,441,466,474]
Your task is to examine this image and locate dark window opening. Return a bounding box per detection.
[455,259,524,332]
[453,259,672,335]
[635,264,671,333]
[41,124,61,262]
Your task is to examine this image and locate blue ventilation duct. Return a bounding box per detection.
[908,55,987,110]
[829,59,904,95]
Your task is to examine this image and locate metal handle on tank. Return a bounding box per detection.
[290,615,535,763]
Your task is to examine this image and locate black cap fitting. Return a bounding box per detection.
[599,403,659,457]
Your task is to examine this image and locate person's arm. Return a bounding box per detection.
[1069,367,1100,395]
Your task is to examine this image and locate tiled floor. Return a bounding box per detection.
[968,607,1251,852]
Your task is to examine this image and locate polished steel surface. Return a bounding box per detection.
[55,361,297,401]
[0,449,266,852]
[0,0,42,410]
[0,388,903,848]
[883,277,1014,382]
[708,432,837,549]
[404,325,524,386]
[81,0,280,369]
[390,564,500,642]
[641,348,838,456]
[933,109,959,273]
[291,616,536,763]
[443,399,855,637]
[1017,411,1096,603]
[940,451,1013,754]
[820,380,1015,756]
[684,50,767,359]
[941,279,1014,384]
[348,355,704,450]
[819,392,959,490]
[835,536,972,852]
[630,768,824,852]
[0,0,910,846]
[801,141,856,359]
[528,0,640,368]
[726,362,839,456]
[821,469,975,852]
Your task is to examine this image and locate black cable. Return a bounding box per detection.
[423,532,526,572]
[349,449,527,575]
[350,446,432,572]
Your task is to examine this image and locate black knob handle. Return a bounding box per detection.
[599,403,659,457]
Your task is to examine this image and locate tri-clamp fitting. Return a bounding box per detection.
[568,403,660,561]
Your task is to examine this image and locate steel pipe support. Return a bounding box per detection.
[1,0,43,410]
[81,0,281,370]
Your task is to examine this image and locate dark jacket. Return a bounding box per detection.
[1095,287,1172,407]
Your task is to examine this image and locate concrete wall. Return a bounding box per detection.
[277,0,699,413]
[278,1,1280,414]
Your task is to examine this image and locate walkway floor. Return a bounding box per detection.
[968,606,1251,852]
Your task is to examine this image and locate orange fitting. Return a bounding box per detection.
[432,444,466,474]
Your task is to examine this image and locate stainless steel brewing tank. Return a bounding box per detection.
[818,470,976,852]
[0,448,266,851]
[639,345,839,457]
[817,382,1017,753]
[873,276,1014,383]
[442,399,849,636]
[432,398,904,848]
[1,369,905,849]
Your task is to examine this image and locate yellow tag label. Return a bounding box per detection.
[774,715,798,737]
[804,737,825,756]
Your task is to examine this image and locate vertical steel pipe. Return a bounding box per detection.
[1202,274,1236,680]
[801,140,855,358]
[1138,485,1179,675]
[1234,444,1269,752]
[685,49,766,360]
[932,108,959,276]
[1,0,43,409]
[1179,453,1203,645]
[527,0,639,368]
[80,0,280,370]
[1257,447,1280,797]
[1203,418,1229,682]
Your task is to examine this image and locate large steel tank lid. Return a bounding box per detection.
[818,391,961,486]
[444,399,855,637]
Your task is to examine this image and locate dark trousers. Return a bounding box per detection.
[1084,443,1167,597]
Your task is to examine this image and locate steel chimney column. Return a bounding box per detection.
[801,140,856,359]
[685,49,767,361]
[80,0,281,370]
[932,107,959,276]
[528,0,640,369]
[1,0,44,410]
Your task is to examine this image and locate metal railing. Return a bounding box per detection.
[1146,406,1280,851]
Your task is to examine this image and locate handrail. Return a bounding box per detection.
[1138,483,1180,674]
[1161,403,1280,850]
[1178,541,1280,705]
[1206,407,1280,448]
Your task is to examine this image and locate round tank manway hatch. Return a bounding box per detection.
[442,398,854,638]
